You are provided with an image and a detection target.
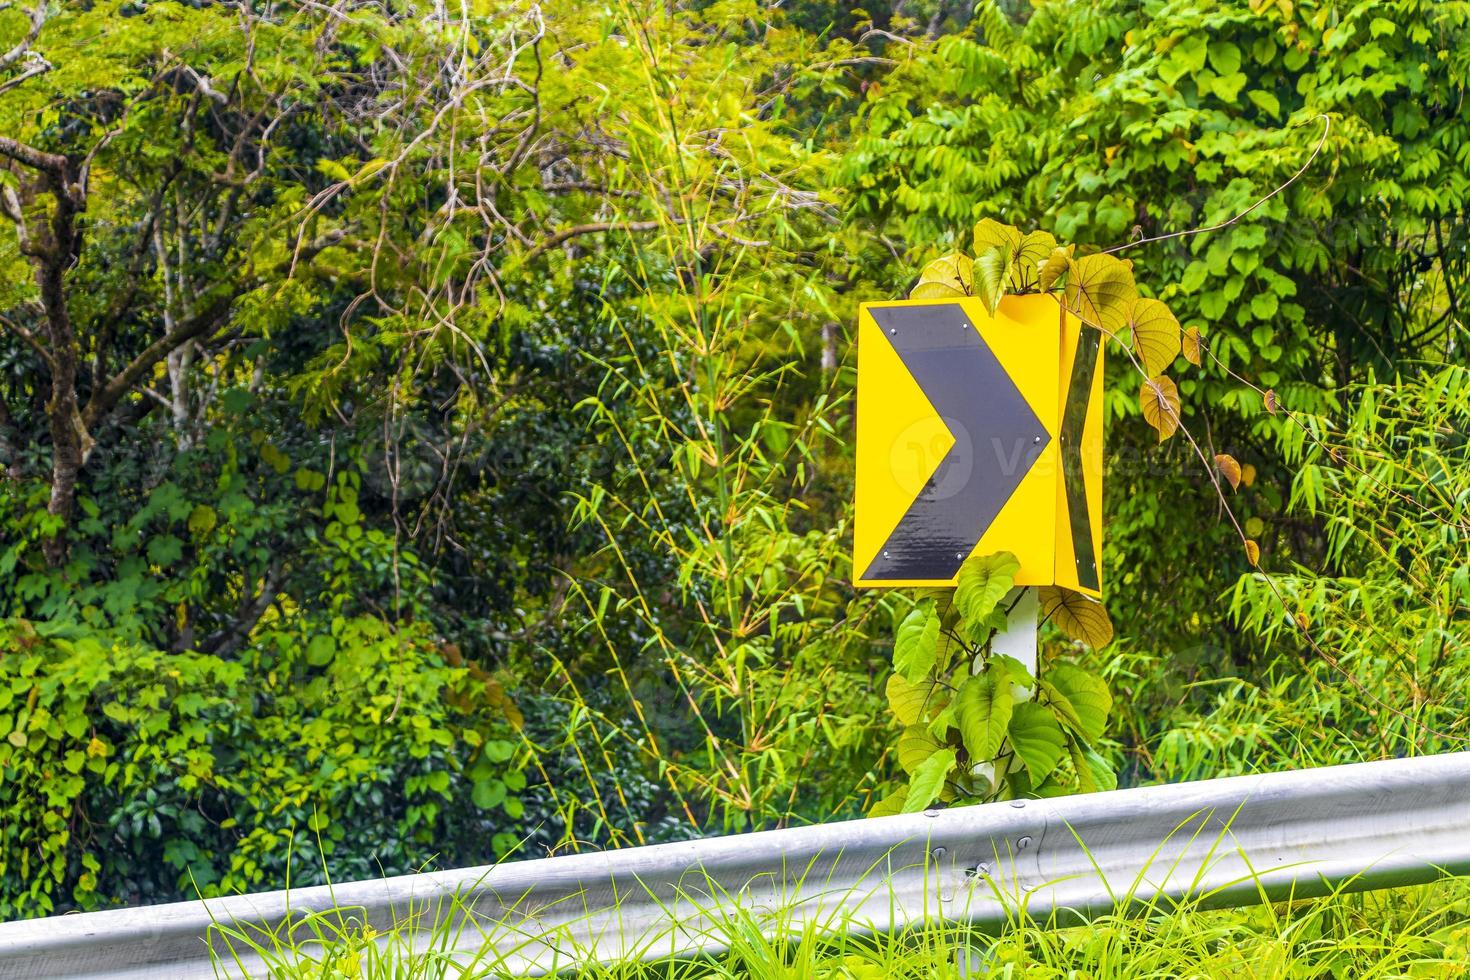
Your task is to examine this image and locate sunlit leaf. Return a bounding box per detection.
[1008,703,1066,785]
[1245,538,1261,566]
[1241,462,1257,486]
[1264,389,1278,415]
[897,725,944,774]
[917,252,973,295]
[973,244,1011,315]
[972,218,1022,258]
[886,673,947,727]
[1064,253,1137,334]
[1126,297,1181,374]
[1039,586,1114,647]
[1038,245,1073,292]
[955,552,1020,623]
[1042,664,1111,741]
[955,670,1014,764]
[1140,375,1180,441]
[893,602,940,683]
[869,786,908,818]
[1072,743,1117,793]
[1215,453,1242,490]
[902,747,957,812]
[1182,326,1202,365]
[910,281,966,300]
[1012,230,1058,290]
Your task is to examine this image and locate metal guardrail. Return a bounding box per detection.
[4,752,1469,979]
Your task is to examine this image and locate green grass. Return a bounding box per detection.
[209,875,1470,979]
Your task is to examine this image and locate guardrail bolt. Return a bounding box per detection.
[1017,836,1032,850]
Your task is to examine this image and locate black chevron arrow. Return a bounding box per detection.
[1060,328,1101,591]
[862,303,1051,581]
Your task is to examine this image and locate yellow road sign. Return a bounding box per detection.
[853,295,1103,597]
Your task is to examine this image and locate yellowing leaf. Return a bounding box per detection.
[868,786,909,818]
[1245,539,1261,565]
[886,673,947,727]
[1140,375,1181,441]
[1215,453,1242,490]
[1012,230,1058,290]
[1294,609,1311,631]
[917,252,973,295]
[1264,388,1278,415]
[972,218,1023,258]
[909,281,966,300]
[1241,462,1257,486]
[897,726,944,774]
[1182,326,1202,365]
[1126,297,1181,374]
[1064,253,1137,334]
[973,244,1011,315]
[1038,245,1074,292]
[1039,586,1115,648]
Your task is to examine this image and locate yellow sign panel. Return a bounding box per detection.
[853,295,1103,597]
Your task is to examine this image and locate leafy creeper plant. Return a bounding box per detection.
[873,215,1208,815]
[912,217,1203,447]
[873,553,1115,816]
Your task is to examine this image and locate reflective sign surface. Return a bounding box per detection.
[853,295,1102,596]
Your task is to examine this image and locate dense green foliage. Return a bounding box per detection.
[0,0,1466,924]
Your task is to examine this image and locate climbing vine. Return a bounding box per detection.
[873,216,1212,814]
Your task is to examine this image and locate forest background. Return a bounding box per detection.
[0,0,1467,919]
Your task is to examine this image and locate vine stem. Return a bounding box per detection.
[1102,115,1332,256]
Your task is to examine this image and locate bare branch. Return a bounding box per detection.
[0,0,45,72]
